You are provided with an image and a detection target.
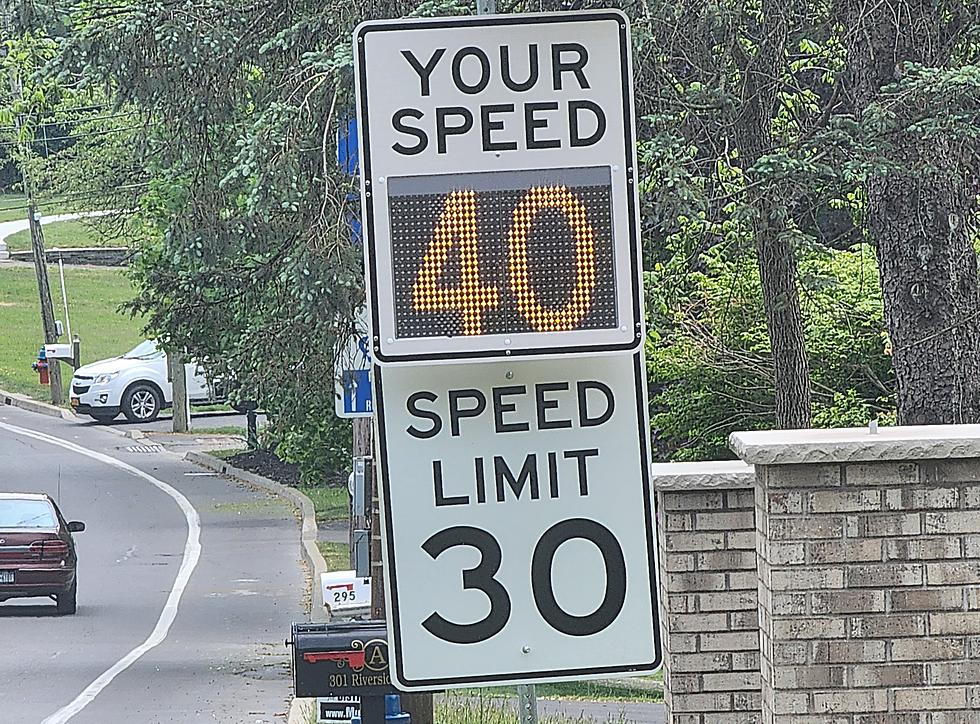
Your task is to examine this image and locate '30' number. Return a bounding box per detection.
[421,518,627,644]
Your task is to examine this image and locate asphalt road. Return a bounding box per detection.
[72,408,266,435]
[522,697,665,723]
[0,404,304,724]
[446,694,666,723]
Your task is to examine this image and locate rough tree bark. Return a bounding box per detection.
[753,207,813,428]
[844,2,980,425]
[737,0,812,428]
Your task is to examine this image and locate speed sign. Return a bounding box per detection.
[374,353,661,689]
[355,11,642,363]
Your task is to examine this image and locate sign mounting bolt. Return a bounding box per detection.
[505,371,514,380]
[522,645,531,654]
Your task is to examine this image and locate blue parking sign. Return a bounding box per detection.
[337,118,359,176]
[336,332,373,418]
[340,370,371,415]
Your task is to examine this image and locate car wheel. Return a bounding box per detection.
[89,412,118,424]
[56,580,77,615]
[122,383,162,423]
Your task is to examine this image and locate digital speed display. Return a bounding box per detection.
[387,167,616,342]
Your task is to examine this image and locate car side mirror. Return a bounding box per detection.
[67,521,85,533]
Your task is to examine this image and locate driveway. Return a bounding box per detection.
[0,211,116,259]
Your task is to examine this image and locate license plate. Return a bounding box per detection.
[70,397,80,407]
[0,571,13,583]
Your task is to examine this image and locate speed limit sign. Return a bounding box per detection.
[374,353,660,689]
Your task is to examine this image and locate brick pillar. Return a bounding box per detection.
[653,461,762,723]
[731,425,980,722]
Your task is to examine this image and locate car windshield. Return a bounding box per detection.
[123,340,162,360]
[0,499,57,528]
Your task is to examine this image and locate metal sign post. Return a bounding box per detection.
[517,684,539,724]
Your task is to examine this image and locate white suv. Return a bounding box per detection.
[69,341,222,423]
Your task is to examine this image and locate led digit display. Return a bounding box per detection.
[388,167,616,340]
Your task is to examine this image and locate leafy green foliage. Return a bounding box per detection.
[8,0,976,465]
[648,242,895,460]
[276,414,352,488]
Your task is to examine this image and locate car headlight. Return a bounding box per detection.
[94,372,119,384]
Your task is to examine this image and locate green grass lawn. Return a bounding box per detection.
[435,694,634,723]
[191,426,247,436]
[316,540,350,572]
[0,193,70,223]
[0,265,143,400]
[464,678,663,703]
[4,219,105,252]
[299,485,349,522]
[207,448,244,460]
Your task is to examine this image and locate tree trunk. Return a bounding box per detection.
[736,1,812,428]
[168,351,190,432]
[867,169,980,424]
[755,218,812,428]
[844,2,980,424]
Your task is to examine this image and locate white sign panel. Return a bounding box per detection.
[321,571,372,612]
[317,696,359,723]
[374,353,661,690]
[355,12,642,363]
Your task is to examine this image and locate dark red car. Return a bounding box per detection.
[0,493,85,615]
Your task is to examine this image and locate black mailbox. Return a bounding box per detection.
[290,620,398,698]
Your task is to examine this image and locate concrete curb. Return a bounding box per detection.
[0,387,153,443]
[0,388,76,421]
[287,697,315,724]
[183,450,328,621]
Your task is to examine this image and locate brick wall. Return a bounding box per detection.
[731,427,980,723]
[652,462,761,723]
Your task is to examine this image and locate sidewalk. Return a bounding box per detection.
[0,210,117,260]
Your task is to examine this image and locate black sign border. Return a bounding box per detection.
[373,352,663,689]
[355,11,643,364]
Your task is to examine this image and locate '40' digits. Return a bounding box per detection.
[411,186,598,336]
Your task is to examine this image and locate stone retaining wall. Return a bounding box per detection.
[8,247,130,266]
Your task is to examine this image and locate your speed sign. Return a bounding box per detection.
[355,11,643,363]
[374,353,661,689]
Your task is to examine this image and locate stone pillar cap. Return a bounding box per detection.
[730,424,980,465]
[650,460,755,489]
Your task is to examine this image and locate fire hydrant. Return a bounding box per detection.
[32,347,50,386]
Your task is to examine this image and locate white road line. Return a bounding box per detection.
[0,421,202,724]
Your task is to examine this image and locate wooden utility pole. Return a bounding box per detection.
[356,416,434,724]
[167,351,190,432]
[4,16,63,405]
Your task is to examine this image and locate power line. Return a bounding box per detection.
[0,123,151,148]
[0,184,150,213]
[0,110,142,132]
